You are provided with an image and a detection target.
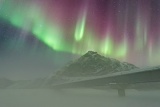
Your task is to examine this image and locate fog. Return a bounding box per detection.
[0,89,160,107]
[0,49,78,80]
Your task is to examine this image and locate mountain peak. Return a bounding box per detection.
[79,51,100,61]
[56,51,138,77]
[85,51,98,56]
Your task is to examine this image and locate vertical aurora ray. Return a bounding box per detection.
[144,26,148,45]
[135,17,146,51]
[148,40,153,65]
[116,38,128,58]
[74,10,87,41]
[101,33,113,56]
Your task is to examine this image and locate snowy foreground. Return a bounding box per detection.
[0,89,160,107]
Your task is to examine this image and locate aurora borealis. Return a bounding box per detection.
[0,0,160,67]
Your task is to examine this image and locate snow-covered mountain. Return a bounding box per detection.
[47,51,138,85]
[56,51,138,77]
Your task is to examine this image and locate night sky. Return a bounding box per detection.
[0,0,160,80]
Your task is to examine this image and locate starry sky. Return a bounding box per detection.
[0,0,160,80]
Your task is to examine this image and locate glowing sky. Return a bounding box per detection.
[0,0,160,67]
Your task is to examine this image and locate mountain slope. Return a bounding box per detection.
[56,51,138,77]
[45,51,138,86]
